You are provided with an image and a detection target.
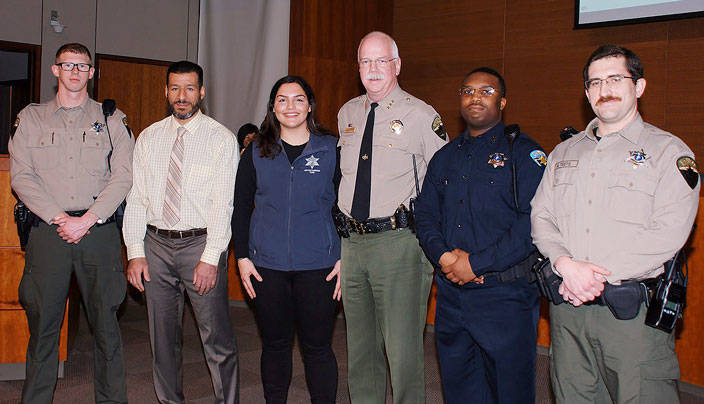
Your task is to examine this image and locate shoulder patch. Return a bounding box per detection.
[677,156,699,189]
[122,116,133,138]
[431,115,447,140]
[10,116,20,138]
[530,150,547,167]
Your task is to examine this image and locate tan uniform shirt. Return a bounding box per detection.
[337,85,448,218]
[530,114,699,283]
[9,97,134,224]
[122,112,238,266]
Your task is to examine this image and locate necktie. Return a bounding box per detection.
[163,126,186,227]
[350,102,378,221]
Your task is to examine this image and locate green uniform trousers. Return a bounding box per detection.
[550,302,680,404]
[341,228,433,404]
[18,222,127,404]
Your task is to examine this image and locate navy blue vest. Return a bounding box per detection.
[249,133,341,270]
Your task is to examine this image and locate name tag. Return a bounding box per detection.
[555,160,578,169]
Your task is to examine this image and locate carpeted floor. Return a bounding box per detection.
[0,297,702,403]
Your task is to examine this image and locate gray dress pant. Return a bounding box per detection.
[144,230,239,404]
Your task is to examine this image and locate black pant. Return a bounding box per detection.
[252,267,339,404]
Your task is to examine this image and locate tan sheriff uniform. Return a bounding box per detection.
[9,96,133,404]
[10,97,133,223]
[337,85,447,404]
[530,113,699,404]
[337,85,447,218]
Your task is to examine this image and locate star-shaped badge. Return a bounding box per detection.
[304,155,321,173]
[305,155,319,169]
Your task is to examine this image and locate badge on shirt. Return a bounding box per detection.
[530,150,547,167]
[305,154,321,174]
[10,116,20,138]
[626,149,649,168]
[431,115,447,140]
[488,152,506,168]
[343,123,355,133]
[390,120,404,135]
[92,121,104,133]
[677,156,699,189]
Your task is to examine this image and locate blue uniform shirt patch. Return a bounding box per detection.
[530,150,547,167]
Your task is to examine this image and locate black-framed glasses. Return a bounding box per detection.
[55,62,92,72]
[585,74,636,90]
[458,87,496,97]
[358,57,397,67]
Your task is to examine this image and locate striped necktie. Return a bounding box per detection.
[163,126,186,227]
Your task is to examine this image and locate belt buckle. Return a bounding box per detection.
[355,220,366,235]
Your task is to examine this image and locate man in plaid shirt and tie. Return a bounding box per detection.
[122,61,240,404]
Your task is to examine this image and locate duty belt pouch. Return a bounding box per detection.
[532,254,565,304]
[394,204,411,230]
[332,206,350,238]
[601,280,646,320]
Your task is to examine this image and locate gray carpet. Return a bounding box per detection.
[0,298,702,403]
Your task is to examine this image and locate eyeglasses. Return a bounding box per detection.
[458,87,496,97]
[55,62,92,72]
[585,74,636,90]
[358,57,397,67]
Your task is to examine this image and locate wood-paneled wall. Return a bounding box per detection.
[0,158,68,365]
[393,0,704,155]
[288,0,394,132]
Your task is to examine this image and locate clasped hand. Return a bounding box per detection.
[439,248,484,286]
[554,256,611,306]
[54,211,98,243]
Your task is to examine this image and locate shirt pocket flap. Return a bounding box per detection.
[608,173,658,196]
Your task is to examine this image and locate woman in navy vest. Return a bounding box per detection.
[232,75,341,403]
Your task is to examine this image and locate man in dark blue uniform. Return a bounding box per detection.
[414,67,546,403]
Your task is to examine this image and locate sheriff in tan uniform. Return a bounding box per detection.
[338,31,446,404]
[9,43,133,404]
[530,45,699,404]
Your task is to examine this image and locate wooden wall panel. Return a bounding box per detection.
[0,167,68,364]
[95,56,170,137]
[289,0,394,132]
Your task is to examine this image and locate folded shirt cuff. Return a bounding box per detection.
[126,244,146,261]
[200,246,223,266]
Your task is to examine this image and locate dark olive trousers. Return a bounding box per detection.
[19,222,127,404]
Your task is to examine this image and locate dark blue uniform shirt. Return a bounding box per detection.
[414,122,546,276]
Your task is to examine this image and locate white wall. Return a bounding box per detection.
[0,0,42,45]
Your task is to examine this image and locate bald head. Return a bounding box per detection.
[357,31,401,102]
[357,31,399,61]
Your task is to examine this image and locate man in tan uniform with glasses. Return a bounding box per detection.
[9,42,133,404]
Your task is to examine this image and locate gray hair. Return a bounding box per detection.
[357,31,399,61]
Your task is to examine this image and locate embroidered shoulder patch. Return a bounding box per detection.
[122,116,133,138]
[530,150,547,167]
[431,115,447,140]
[677,156,699,189]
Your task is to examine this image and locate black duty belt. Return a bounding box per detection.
[66,209,116,226]
[346,214,409,235]
[483,251,539,283]
[147,224,207,239]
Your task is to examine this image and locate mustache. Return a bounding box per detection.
[365,72,385,80]
[596,96,621,105]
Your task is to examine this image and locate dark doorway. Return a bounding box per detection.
[0,41,41,155]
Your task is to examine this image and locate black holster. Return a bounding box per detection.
[532,254,565,304]
[14,201,39,251]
